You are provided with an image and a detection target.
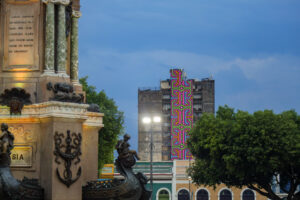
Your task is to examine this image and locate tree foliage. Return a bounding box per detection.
[188,105,300,200]
[80,77,124,171]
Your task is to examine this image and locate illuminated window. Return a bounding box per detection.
[158,189,170,200]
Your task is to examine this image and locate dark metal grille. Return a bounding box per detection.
[220,189,232,200]
[178,189,190,200]
[197,189,209,200]
[242,189,255,200]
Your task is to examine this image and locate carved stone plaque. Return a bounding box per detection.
[3,0,40,71]
[10,145,33,167]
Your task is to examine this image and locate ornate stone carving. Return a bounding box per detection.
[8,126,34,143]
[54,130,82,187]
[72,10,82,18]
[0,88,32,115]
[47,82,84,103]
[82,134,152,200]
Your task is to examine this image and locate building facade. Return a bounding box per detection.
[138,69,215,161]
[107,161,268,200]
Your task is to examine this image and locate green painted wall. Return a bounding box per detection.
[146,183,172,200]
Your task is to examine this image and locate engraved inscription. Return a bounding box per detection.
[3,2,39,70]
[8,8,34,66]
[10,146,33,167]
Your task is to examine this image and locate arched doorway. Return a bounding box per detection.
[242,189,255,200]
[197,189,209,200]
[178,189,190,200]
[158,189,170,200]
[219,189,232,200]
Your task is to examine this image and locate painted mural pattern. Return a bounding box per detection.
[170,69,193,160]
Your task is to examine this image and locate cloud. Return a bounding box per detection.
[79,49,300,113]
[79,49,300,150]
[80,49,300,84]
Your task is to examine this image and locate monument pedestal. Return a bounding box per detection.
[0,102,104,200]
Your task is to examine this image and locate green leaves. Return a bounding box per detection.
[80,77,124,172]
[188,106,300,200]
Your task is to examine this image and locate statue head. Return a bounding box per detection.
[124,134,130,141]
[1,123,8,132]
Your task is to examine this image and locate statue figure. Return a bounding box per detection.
[0,88,32,115]
[0,123,44,200]
[0,123,14,154]
[83,134,151,200]
[47,82,84,103]
[116,134,140,168]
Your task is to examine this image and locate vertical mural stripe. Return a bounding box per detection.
[170,69,193,160]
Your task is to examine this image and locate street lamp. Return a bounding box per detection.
[188,158,193,200]
[142,115,161,194]
[188,176,192,200]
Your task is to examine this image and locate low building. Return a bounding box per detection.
[102,160,268,200]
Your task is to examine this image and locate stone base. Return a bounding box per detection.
[0,102,104,200]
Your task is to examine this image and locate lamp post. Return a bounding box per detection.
[188,176,193,200]
[142,116,161,195]
[188,159,192,200]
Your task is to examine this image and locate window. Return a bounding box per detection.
[219,189,232,200]
[178,189,190,200]
[163,95,170,99]
[193,94,202,99]
[242,189,255,200]
[197,189,209,200]
[158,189,170,200]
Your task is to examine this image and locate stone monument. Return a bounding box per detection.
[0,1,104,200]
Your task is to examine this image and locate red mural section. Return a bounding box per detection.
[170,69,193,160]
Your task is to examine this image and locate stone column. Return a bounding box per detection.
[57,2,69,77]
[70,11,81,84]
[43,1,55,75]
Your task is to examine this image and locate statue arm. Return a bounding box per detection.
[0,132,4,139]
[115,141,121,149]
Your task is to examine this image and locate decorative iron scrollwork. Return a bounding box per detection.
[0,88,32,115]
[54,130,82,187]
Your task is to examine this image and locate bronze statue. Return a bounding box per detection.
[0,123,14,154]
[0,88,32,115]
[0,123,44,200]
[83,134,151,200]
[47,82,84,103]
[116,134,140,163]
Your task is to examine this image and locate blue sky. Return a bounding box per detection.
[78,0,300,151]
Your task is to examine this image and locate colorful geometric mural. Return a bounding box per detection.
[170,69,193,160]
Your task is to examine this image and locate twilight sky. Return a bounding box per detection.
[78,0,300,151]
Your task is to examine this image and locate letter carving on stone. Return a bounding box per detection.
[53,130,82,187]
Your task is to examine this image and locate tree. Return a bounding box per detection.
[188,105,300,200]
[80,77,124,171]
